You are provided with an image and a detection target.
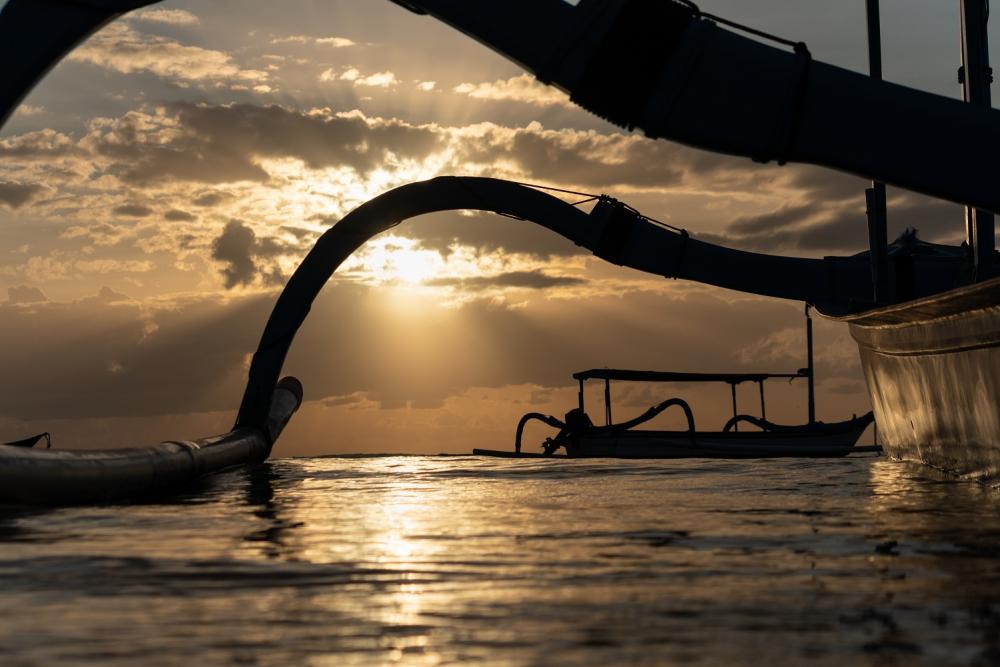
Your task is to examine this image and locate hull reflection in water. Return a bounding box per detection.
[838,278,1000,484]
[0,455,998,665]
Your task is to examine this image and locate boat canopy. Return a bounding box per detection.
[572,369,807,384]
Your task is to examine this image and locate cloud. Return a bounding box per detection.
[129,8,200,26]
[271,35,355,47]
[321,392,372,408]
[316,37,356,48]
[192,192,230,207]
[333,67,398,87]
[69,23,267,86]
[212,221,259,288]
[6,285,47,304]
[453,74,572,108]
[113,203,154,218]
[0,129,79,160]
[164,209,196,222]
[416,81,436,92]
[705,191,965,253]
[0,181,44,209]
[426,270,586,291]
[211,219,294,288]
[453,122,686,189]
[12,253,154,283]
[84,103,441,184]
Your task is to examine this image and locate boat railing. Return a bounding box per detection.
[723,414,811,433]
[515,397,696,455]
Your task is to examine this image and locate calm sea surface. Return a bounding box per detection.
[1,455,999,666]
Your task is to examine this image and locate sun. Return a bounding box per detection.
[354,235,445,286]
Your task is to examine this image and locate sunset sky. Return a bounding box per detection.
[0,0,985,454]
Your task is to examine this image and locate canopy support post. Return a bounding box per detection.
[960,0,995,279]
[731,383,739,432]
[578,378,585,412]
[865,0,890,304]
[604,378,612,426]
[806,305,816,425]
[758,381,767,421]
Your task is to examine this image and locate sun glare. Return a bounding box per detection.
[353,236,445,286]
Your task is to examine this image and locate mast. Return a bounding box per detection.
[805,305,816,425]
[960,0,995,278]
[865,0,889,304]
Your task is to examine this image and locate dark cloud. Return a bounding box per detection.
[6,285,47,304]
[90,103,442,185]
[211,220,296,288]
[728,203,817,237]
[706,190,966,254]
[193,192,230,207]
[212,220,259,288]
[113,203,154,217]
[79,286,131,306]
[164,209,196,221]
[426,270,585,291]
[784,167,869,204]
[0,181,44,209]
[456,125,685,189]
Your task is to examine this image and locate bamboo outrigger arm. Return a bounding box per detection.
[0,0,159,129]
[396,0,1000,216]
[234,176,944,428]
[1,0,998,213]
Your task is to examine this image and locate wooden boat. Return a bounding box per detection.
[475,310,875,459]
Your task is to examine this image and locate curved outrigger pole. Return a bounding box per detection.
[234,175,937,433]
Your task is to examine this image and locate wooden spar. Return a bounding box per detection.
[960,0,996,278]
[865,0,889,304]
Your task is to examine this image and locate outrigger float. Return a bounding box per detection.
[475,309,875,459]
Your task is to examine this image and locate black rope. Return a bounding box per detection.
[676,0,809,54]
[471,178,692,238]
[620,201,686,234]
[507,180,601,200]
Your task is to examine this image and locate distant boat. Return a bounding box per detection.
[475,309,875,459]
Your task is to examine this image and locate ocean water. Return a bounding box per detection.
[1,455,999,666]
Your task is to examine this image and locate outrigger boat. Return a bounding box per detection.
[0,0,999,500]
[475,309,875,458]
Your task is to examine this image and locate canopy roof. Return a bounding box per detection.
[572,369,807,384]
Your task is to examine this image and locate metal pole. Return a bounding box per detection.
[806,305,816,424]
[731,383,739,432]
[960,0,995,279]
[604,378,612,426]
[865,0,889,304]
[578,378,585,412]
[758,381,766,421]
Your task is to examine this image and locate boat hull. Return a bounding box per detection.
[836,277,1000,483]
[474,415,873,459]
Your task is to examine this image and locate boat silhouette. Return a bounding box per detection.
[476,309,875,458]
